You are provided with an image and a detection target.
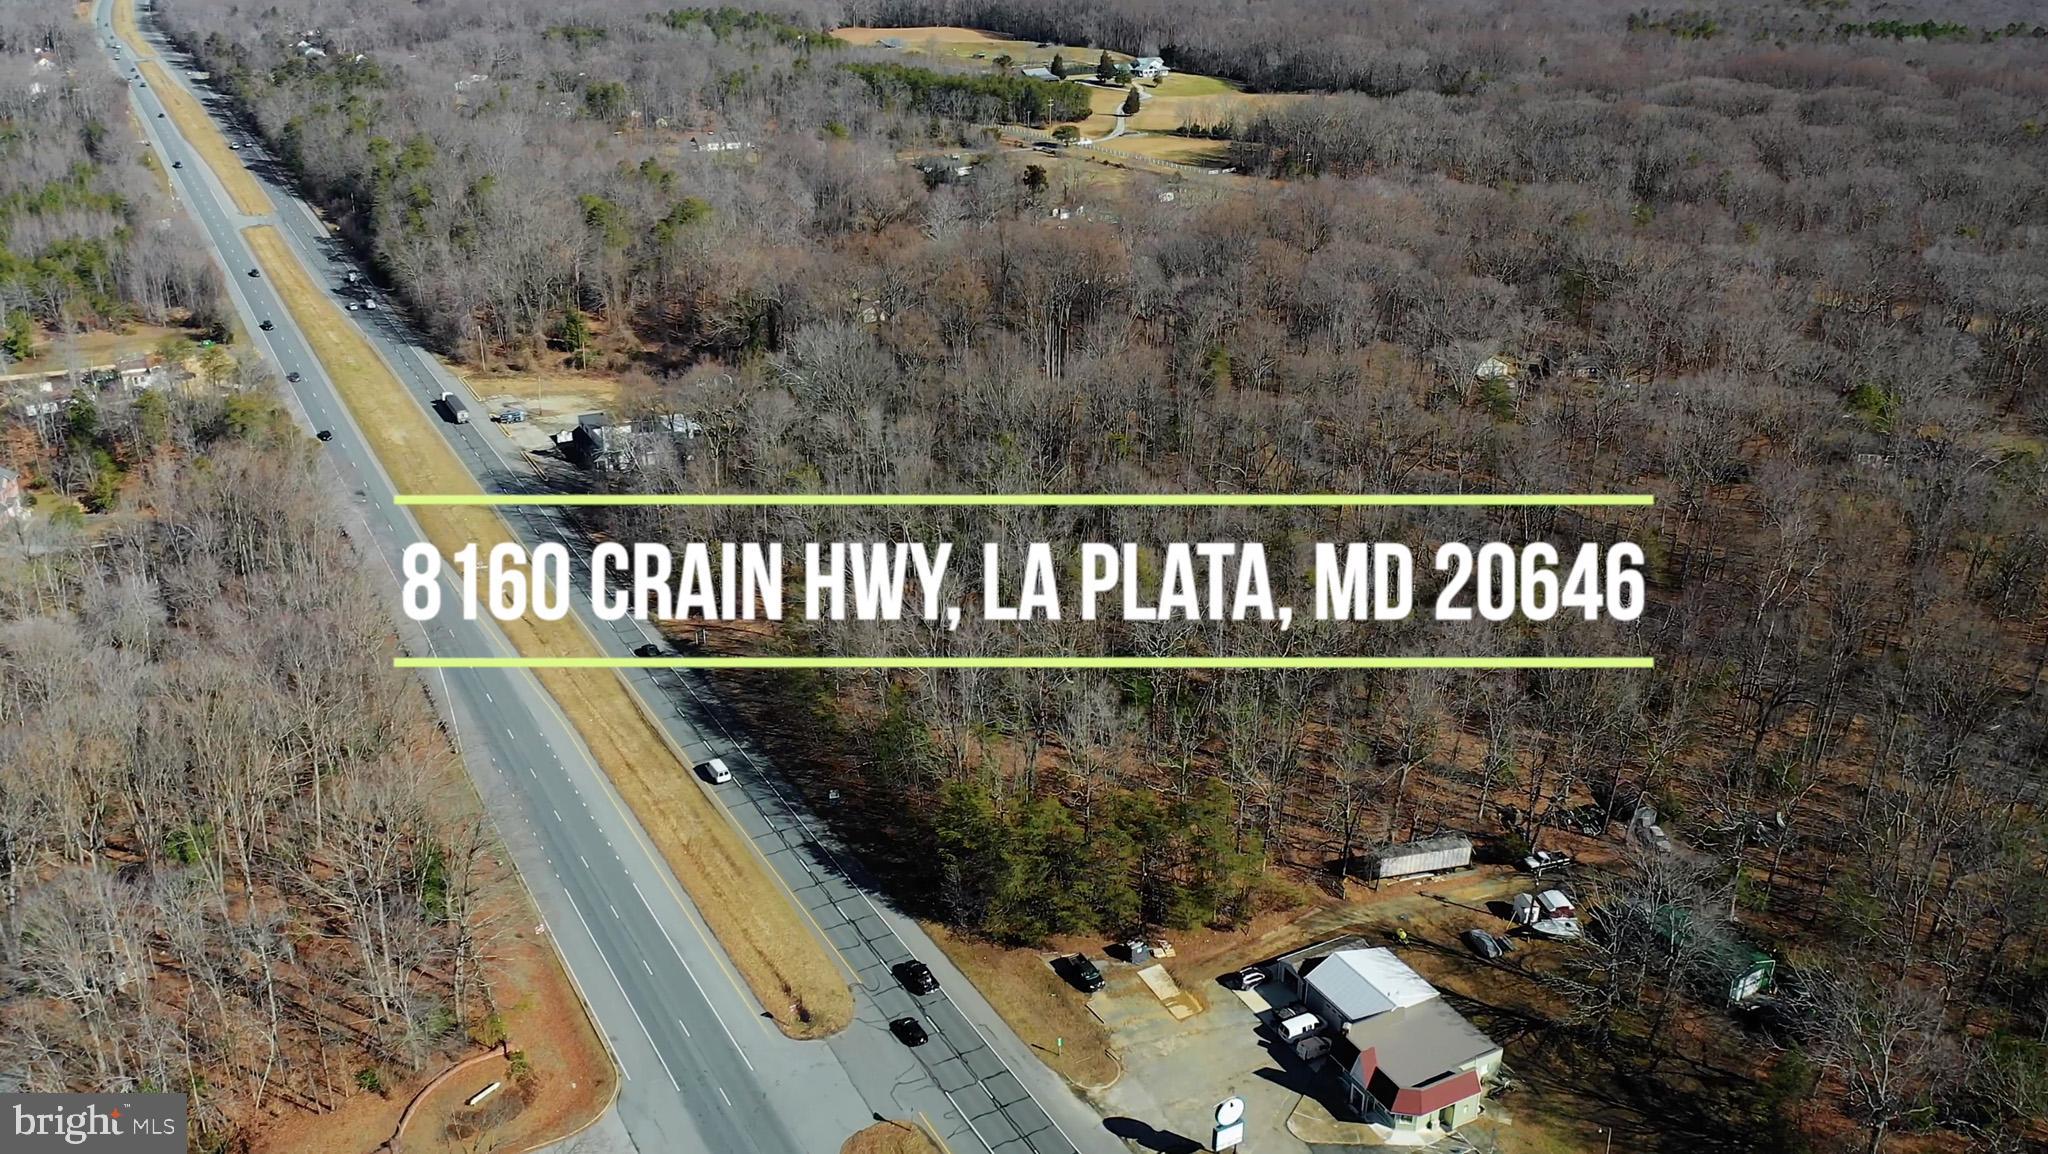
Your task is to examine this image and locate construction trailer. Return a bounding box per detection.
[1364,834,1473,881]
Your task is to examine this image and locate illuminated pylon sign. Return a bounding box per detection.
[1213,1095,1246,1151]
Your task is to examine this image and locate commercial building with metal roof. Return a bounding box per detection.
[1272,939,1502,1141]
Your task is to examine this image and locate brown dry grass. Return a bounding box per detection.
[139,60,274,217]
[841,1119,947,1154]
[922,925,1118,1089]
[111,0,150,59]
[240,223,854,1039]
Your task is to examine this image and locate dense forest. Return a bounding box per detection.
[0,385,510,1147]
[0,6,221,365]
[0,6,504,1146]
[121,0,2048,1146]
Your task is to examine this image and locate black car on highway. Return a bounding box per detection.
[893,960,940,995]
[633,643,663,658]
[889,1017,929,1047]
[259,319,274,331]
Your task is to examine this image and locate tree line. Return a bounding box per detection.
[1,386,507,1148]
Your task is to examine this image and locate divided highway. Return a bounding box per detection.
[94,6,1113,1154]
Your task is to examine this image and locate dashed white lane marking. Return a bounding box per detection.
[719,1086,732,1107]
[560,890,673,1090]
[676,1017,691,1038]
[632,881,754,1072]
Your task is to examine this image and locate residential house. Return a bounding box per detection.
[1131,56,1170,79]
[561,411,697,471]
[1274,942,1502,1142]
[1473,354,1519,383]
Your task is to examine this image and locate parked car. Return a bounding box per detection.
[1521,849,1573,874]
[1462,929,1505,959]
[698,757,732,785]
[1236,966,1267,991]
[1059,954,1105,993]
[633,643,662,658]
[893,960,939,995]
[1277,1011,1322,1042]
[888,1017,929,1047]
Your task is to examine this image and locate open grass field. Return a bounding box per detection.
[833,25,1107,67]
[1102,134,1235,166]
[241,222,854,1040]
[834,24,1302,164]
[139,60,274,217]
[1,321,187,378]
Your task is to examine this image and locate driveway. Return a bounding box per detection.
[1091,967,1312,1154]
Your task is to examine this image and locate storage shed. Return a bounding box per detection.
[1364,834,1473,880]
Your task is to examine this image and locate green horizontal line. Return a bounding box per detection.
[395,493,1654,508]
[397,656,1653,671]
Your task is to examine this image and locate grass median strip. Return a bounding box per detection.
[140,60,274,217]
[241,223,854,1039]
[111,0,151,59]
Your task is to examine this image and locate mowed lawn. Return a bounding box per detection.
[240,224,855,1040]
[833,25,1305,142]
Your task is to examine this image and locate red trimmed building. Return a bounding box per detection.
[1274,942,1501,1141]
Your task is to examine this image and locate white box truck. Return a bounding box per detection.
[438,390,470,424]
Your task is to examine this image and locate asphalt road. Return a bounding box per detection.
[94,8,1115,1154]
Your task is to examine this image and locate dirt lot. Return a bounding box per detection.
[240,222,853,1039]
[451,369,620,455]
